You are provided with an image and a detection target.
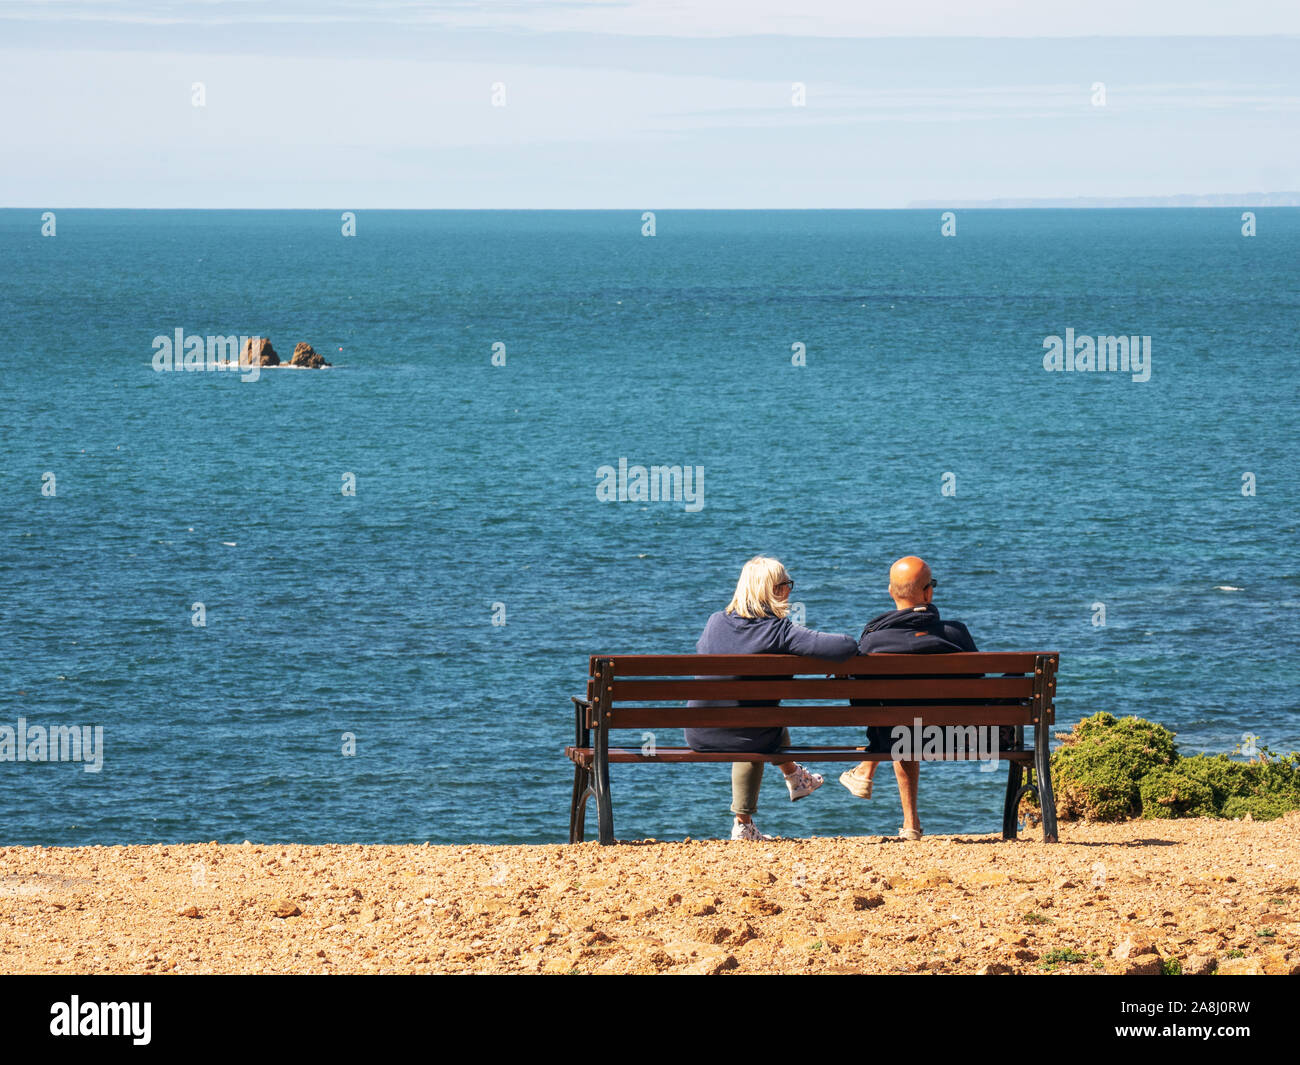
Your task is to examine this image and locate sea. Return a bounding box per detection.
[1,208,1296,846]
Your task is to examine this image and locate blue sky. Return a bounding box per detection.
[1,1,1297,207]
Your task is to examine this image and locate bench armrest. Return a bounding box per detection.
[571,696,591,748]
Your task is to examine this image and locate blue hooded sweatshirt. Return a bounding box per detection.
[856,604,979,751]
[683,611,857,754]
[858,604,978,655]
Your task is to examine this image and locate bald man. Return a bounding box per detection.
[840,556,978,840]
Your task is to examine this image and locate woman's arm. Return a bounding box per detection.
[783,621,858,660]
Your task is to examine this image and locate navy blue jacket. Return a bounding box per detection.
[684,611,858,753]
[856,605,979,751]
[858,604,978,655]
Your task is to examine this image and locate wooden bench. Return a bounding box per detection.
[565,652,1059,844]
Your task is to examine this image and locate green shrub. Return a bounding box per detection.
[1249,753,1300,806]
[1049,714,1300,824]
[1176,754,1253,807]
[1139,766,1216,819]
[1043,948,1085,965]
[1221,795,1297,822]
[1053,713,1177,821]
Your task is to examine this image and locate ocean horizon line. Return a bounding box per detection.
[5,200,1300,212]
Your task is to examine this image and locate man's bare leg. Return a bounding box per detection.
[894,760,921,834]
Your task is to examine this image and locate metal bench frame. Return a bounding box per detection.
[564,652,1059,844]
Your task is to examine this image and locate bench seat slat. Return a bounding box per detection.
[566,746,1034,766]
[604,705,1034,728]
[613,677,1033,701]
[593,653,1047,676]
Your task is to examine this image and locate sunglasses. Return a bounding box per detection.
[777,579,795,592]
[925,579,938,589]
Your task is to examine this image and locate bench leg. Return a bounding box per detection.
[1035,727,1059,843]
[1002,762,1023,840]
[593,742,614,846]
[569,764,593,844]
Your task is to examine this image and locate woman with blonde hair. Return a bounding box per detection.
[686,556,858,840]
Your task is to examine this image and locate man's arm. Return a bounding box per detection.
[946,621,978,653]
[785,622,858,660]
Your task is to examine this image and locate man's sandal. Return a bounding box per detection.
[897,827,923,841]
[839,770,873,799]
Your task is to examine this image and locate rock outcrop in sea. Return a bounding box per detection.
[235,337,331,369]
[239,337,280,367]
[290,342,331,368]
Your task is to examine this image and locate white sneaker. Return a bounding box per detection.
[784,764,824,801]
[731,819,777,841]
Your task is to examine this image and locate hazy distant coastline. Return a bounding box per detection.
[908,192,1300,209]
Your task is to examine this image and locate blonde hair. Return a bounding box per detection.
[725,556,791,619]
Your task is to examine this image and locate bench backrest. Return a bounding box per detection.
[584,653,1058,730]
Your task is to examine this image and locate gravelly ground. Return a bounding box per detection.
[2,816,1297,975]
